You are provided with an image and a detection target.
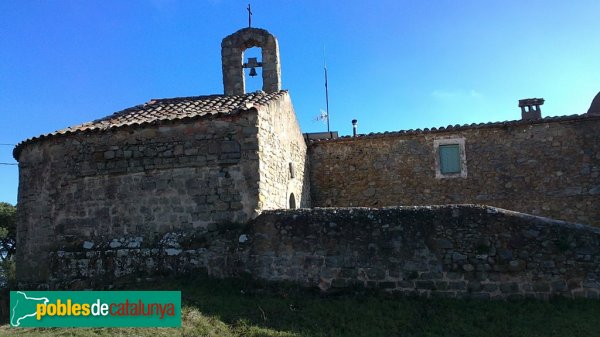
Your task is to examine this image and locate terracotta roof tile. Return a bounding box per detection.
[308,113,600,143]
[66,91,285,133]
[14,90,287,158]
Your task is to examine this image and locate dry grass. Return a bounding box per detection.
[2,276,600,337]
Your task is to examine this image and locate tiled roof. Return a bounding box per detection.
[14,90,287,158]
[308,113,600,143]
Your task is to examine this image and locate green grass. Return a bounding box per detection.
[2,276,600,337]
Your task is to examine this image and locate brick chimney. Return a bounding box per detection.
[518,98,544,120]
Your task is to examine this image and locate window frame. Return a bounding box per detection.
[433,137,467,179]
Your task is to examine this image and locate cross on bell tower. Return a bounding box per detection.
[242,5,260,77]
[247,4,252,27]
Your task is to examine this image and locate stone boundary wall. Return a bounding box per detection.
[309,117,600,226]
[240,206,600,299]
[36,206,600,299]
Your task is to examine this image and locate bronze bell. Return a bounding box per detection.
[243,57,262,77]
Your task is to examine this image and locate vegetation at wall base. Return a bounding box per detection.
[0,202,16,260]
[2,275,600,337]
[0,202,16,289]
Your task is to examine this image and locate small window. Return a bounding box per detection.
[434,137,467,178]
[289,193,296,209]
[439,144,461,174]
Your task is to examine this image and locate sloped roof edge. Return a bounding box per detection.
[14,90,288,160]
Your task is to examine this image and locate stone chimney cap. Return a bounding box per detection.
[518,98,545,107]
[519,98,543,121]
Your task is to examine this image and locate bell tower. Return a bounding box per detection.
[221,28,282,96]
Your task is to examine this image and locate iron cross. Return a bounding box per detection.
[247,4,252,27]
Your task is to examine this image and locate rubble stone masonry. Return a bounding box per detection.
[42,206,600,299]
[15,24,599,298]
[309,116,600,226]
[240,206,600,299]
[16,111,262,283]
[256,93,310,210]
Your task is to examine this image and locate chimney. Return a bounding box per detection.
[518,98,544,120]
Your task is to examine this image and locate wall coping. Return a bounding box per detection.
[308,113,600,145]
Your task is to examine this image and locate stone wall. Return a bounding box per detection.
[15,112,261,283]
[240,206,600,299]
[39,206,600,299]
[309,116,600,226]
[257,92,310,209]
[45,223,242,289]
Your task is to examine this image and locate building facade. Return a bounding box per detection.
[12,27,600,286]
[309,114,600,226]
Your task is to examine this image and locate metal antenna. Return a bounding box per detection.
[324,45,330,133]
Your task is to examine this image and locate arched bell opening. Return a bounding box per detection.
[221,27,281,95]
[243,47,263,92]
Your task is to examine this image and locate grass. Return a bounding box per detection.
[2,276,600,337]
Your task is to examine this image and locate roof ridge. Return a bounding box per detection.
[308,113,598,143]
[149,90,287,103]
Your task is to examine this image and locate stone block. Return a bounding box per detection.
[462,264,475,272]
[551,281,567,292]
[435,281,449,290]
[104,151,115,160]
[436,239,454,249]
[366,268,386,280]
[481,283,498,292]
[508,259,526,272]
[467,281,482,292]
[499,282,519,294]
[452,252,467,262]
[415,281,435,290]
[378,281,397,289]
[331,278,348,288]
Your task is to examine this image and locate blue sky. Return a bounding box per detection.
[1,0,599,205]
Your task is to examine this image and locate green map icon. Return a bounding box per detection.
[9,290,181,327]
[10,291,49,327]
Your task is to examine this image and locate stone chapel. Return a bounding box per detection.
[12,27,600,286]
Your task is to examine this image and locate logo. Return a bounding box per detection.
[10,291,181,327]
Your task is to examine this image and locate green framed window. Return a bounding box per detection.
[434,137,467,179]
[439,144,461,174]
